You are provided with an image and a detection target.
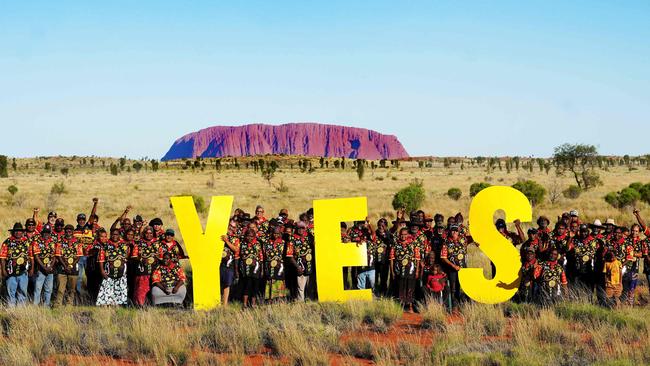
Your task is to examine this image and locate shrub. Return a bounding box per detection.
[605,188,640,209]
[447,187,462,200]
[469,182,491,197]
[512,180,546,206]
[132,162,143,172]
[639,183,650,204]
[356,161,365,180]
[7,185,17,196]
[392,180,425,212]
[192,195,207,214]
[629,182,644,192]
[50,182,67,195]
[60,167,69,176]
[562,185,582,199]
[110,163,119,176]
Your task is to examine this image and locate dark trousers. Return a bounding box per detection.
[446,270,465,307]
[375,263,390,296]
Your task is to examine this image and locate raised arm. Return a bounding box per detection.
[90,197,99,220]
[633,209,647,233]
[111,205,131,231]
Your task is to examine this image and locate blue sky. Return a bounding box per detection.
[1,1,649,158]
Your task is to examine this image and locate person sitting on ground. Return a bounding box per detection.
[151,251,187,307]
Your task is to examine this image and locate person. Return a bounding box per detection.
[31,228,56,306]
[220,220,240,306]
[1,223,32,306]
[96,228,130,306]
[111,205,133,236]
[356,219,378,292]
[492,219,524,277]
[159,229,188,260]
[603,251,622,308]
[131,226,160,306]
[151,251,187,307]
[517,248,540,303]
[85,228,107,302]
[389,228,420,312]
[534,248,568,305]
[570,224,598,298]
[424,264,447,304]
[238,227,264,307]
[374,218,392,296]
[54,225,83,306]
[537,216,552,236]
[286,222,314,302]
[519,228,540,262]
[440,225,471,308]
[621,224,643,306]
[263,225,288,302]
[150,218,165,240]
[74,205,95,296]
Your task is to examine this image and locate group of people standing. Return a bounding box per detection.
[1,199,188,307]
[2,199,649,312]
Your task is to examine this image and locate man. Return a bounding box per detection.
[348,219,376,290]
[31,228,56,306]
[536,216,551,236]
[569,224,599,298]
[550,222,570,262]
[286,222,313,302]
[534,248,568,305]
[254,205,269,234]
[111,205,133,237]
[220,220,241,306]
[1,223,32,306]
[440,225,471,308]
[519,228,540,262]
[621,224,643,306]
[159,229,188,260]
[276,208,289,225]
[517,248,540,303]
[390,228,421,312]
[74,207,95,296]
[492,219,524,277]
[54,224,83,306]
[374,218,392,296]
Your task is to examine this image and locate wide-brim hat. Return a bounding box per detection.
[391,219,407,225]
[604,218,616,226]
[537,216,550,225]
[590,219,604,229]
[407,220,425,227]
[8,222,25,233]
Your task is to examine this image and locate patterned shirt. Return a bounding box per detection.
[131,238,160,275]
[389,237,421,278]
[572,236,598,274]
[440,237,469,268]
[31,234,56,272]
[55,237,83,275]
[239,237,264,278]
[263,237,286,279]
[98,240,130,279]
[151,260,186,291]
[534,260,568,294]
[286,233,314,275]
[221,234,240,269]
[0,236,32,276]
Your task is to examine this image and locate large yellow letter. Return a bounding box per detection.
[171,195,233,310]
[313,197,372,302]
[460,186,531,304]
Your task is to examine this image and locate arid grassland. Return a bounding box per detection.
[1,156,650,365]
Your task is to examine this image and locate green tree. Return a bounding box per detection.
[562,185,582,199]
[356,160,365,180]
[605,188,640,209]
[553,143,601,190]
[392,180,426,213]
[150,159,159,172]
[110,163,119,176]
[512,180,546,206]
[0,155,7,178]
[132,162,143,172]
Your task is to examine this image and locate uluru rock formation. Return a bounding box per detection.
[161,123,409,161]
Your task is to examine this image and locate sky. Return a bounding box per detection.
[1,1,649,159]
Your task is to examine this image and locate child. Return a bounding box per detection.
[603,251,622,308]
[425,264,447,304]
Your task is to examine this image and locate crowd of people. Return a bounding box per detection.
[1,198,649,312]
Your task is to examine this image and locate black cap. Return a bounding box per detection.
[25,218,36,226]
[9,222,25,232]
[449,225,460,232]
[48,211,57,218]
[579,224,589,231]
[165,228,175,236]
[150,218,163,226]
[77,213,86,220]
[64,224,75,231]
[41,228,51,234]
[528,228,538,235]
[134,215,143,222]
[495,219,507,229]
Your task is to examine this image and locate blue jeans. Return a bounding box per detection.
[76,256,87,292]
[357,269,376,290]
[6,273,29,307]
[33,271,54,306]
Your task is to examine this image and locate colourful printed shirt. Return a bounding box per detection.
[98,240,130,279]
[31,234,56,272]
[239,237,264,278]
[0,236,32,276]
[55,237,83,275]
[286,233,314,275]
[622,237,643,274]
[73,227,94,255]
[520,259,540,289]
[159,240,186,260]
[151,260,186,291]
[131,238,161,275]
[263,237,285,279]
[440,237,469,268]
[389,237,421,278]
[534,260,568,294]
[221,234,240,269]
[572,235,598,274]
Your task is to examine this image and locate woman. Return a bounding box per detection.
[96,228,130,306]
[389,228,420,312]
[131,226,160,306]
[239,228,264,307]
[263,226,287,302]
[151,251,187,307]
[220,220,240,306]
[621,224,643,306]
